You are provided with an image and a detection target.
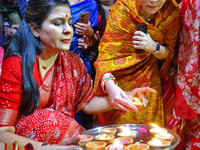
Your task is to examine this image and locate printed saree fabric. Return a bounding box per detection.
[94,0,180,126]
[174,0,200,120]
[0,46,3,76]
[0,51,94,144]
[70,0,98,76]
[174,0,200,149]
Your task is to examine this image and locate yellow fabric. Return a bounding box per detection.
[94,0,180,127]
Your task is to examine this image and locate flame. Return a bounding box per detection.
[150,123,168,136]
[150,138,163,145]
[112,139,123,148]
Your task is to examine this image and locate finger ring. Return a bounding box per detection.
[114,107,119,110]
[139,43,142,47]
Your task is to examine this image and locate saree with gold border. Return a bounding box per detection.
[94,0,180,127]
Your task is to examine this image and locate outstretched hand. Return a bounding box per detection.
[58,134,80,146]
[106,80,155,112]
[126,87,156,108]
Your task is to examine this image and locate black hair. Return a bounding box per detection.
[0,13,3,35]
[4,0,69,115]
[95,0,116,30]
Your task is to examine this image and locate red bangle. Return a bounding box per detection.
[25,143,34,150]
[4,143,7,150]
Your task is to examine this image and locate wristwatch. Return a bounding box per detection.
[153,43,160,54]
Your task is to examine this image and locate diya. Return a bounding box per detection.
[105,139,126,150]
[86,141,107,150]
[78,134,93,147]
[131,97,144,110]
[95,134,115,144]
[126,143,150,150]
[114,137,134,146]
[147,138,171,148]
[101,127,117,135]
[154,132,174,143]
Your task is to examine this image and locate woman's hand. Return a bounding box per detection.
[105,80,139,112]
[78,35,90,50]
[133,31,157,53]
[74,21,94,37]
[126,87,156,107]
[37,145,83,150]
[105,79,155,111]
[58,135,80,145]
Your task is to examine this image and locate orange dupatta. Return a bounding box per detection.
[94,0,180,126]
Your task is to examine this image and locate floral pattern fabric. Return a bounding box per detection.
[94,0,180,127]
[174,0,200,149]
[174,0,200,119]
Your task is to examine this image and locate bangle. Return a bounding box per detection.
[41,143,53,146]
[24,143,34,150]
[101,74,118,93]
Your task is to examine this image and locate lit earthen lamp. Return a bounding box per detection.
[131,97,143,110]
[149,124,174,143]
[86,141,107,150]
[147,138,171,149]
[155,132,174,143]
[78,135,93,147]
[95,134,115,145]
[105,139,126,150]
[117,127,134,138]
[127,143,150,150]
[101,127,117,135]
[114,137,133,146]
[149,124,168,136]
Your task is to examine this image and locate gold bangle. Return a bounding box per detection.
[7,144,12,150]
[19,146,25,150]
[101,74,118,93]
[14,141,19,150]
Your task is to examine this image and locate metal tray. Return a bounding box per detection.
[80,124,180,150]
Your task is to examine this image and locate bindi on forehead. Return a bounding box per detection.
[66,14,68,17]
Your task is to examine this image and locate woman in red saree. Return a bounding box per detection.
[174,0,200,149]
[94,0,180,127]
[0,0,155,149]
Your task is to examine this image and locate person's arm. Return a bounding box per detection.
[0,130,83,150]
[83,86,156,114]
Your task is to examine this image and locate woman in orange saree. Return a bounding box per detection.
[94,0,180,127]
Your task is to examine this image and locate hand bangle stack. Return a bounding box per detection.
[101,74,118,93]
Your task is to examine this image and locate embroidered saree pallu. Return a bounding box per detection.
[94,0,180,127]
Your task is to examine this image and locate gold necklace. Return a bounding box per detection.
[38,54,58,70]
[39,56,48,70]
[141,9,154,22]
